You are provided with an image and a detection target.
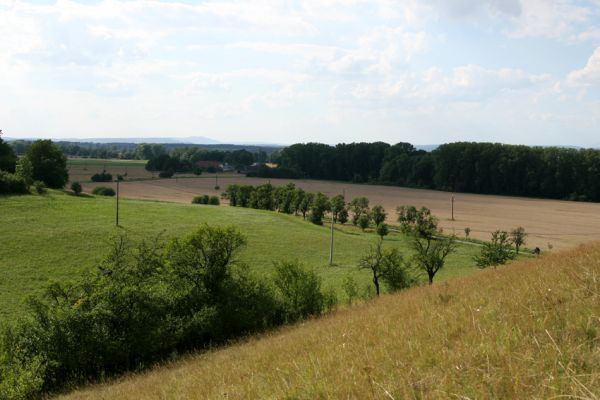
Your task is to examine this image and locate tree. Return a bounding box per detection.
[330,194,346,223]
[166,224,246,298]
[359,240,412,296]
[464,227,471,238]
[357,214,370,231]
[412,236,456,284]
[376,223,389,239]
[370,205,387,226]
[338,208,349,224]
[70,181,82,195]
[310,192,330,225]
[510,226,527,253]
[299,192,314,220]
[0,130,17,173]
[475,230,516,268]
[15,156,33,186]
[25,140,68,188]
[273,260,326,321]
[397,205,438,238]
[349,197,369,225]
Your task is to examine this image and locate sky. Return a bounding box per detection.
[1,0,600,146]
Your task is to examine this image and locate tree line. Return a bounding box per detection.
[262,141,600,202]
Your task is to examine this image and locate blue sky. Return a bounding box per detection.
[1,0,599,146]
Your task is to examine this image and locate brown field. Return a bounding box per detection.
[82,175,600,251]
[59,241,600,400]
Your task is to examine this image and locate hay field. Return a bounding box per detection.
[83,175,600,251]
[59,241,600,400]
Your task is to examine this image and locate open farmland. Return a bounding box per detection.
[59,241,600,400]
[80,164,600,251]
[0,192,481,321]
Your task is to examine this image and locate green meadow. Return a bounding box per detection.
[0,192,482,321]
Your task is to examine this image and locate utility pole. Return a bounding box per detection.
[116,179,120,226]
[451,194,455,221]
[329,212,334,266]
[215,172,219,189]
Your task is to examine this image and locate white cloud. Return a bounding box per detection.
[568,47,600,86]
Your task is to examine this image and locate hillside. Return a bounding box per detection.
[0,192,480,320]
[60,243,599,399]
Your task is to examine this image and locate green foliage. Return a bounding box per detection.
[464,227,471,238]
[338,208,349,225]
[208,196,220,205]
[0,226,339,398]
[158,169,174,178]
[0,171,28,195]
[412,236,456,284]
[92,186,115,196]
[475,230,516,268]
[330,194,346,223]
[25,140,68,188]
[370,205,387,226]
[397,205,438,238]
[299,192,314,220]
[349,197,369,226]
[70,181,82,195]
[273,260,328,322]
[357,214,370,231]
[0,131,17,173]
[376,223,389,239]
[359,240,414,296]
[32,180,46,194]
[510,226,527,253]
[342,275,359,304]
[249,183,275,210]
[192,195,210,204]
[15,156,33,186]
[91,170,113,182]
[309,192,330,225]
[274,183,297,214]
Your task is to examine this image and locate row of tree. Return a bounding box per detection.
[265,141,600,202]
[144,147,259,173]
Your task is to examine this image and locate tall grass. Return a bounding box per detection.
[60,242,599,399]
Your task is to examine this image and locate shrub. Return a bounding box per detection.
[272,260,327,322]
[475,230,516,268]
[32,181,46,194]
[357,214,370,231]
[92,186,116,196]
[158,169,174,178]
[209,196,220,205]
[0,171,28,195]
[70,181,82,195]
[192,196,204,204]
[91,171,112,182]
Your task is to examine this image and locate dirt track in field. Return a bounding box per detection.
[82,174,600,251]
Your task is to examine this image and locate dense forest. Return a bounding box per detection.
[267,142,600,202]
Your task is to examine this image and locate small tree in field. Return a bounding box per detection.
[412,236,455,285]
[510,226,527,253]
[464,227,471,238]
[370,205,387,226]
[475,230,516,268]
[357,214,370,231]
[359,241,412,295]
[349,197,369,225]
[338,208,349,225]
[330,194,346,223]
[376,223,389,240]
[71,181,82,195]
[397,205,438,238]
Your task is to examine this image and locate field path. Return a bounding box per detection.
[83,175,600,251]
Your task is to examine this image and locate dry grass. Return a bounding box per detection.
[60,242,600,399]
[83,175,600,251]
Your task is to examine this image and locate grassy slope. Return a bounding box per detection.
[0,192,480,320]
[60,243,600,400]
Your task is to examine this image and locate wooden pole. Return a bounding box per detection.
[451,194,455,221]
[329,214,334,265]
[116,179,120,226]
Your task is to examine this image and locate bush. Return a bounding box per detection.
[92,186,115,196]
[70,181,82,195]
[272,260,327,322]
[0,171,28,195]
[208,196,220,205]
[158,169,174,179]
[91,171,112,182]
[33,181,46,194]
[192,194,210,204]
